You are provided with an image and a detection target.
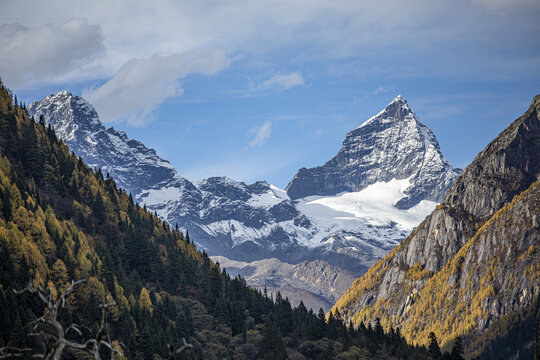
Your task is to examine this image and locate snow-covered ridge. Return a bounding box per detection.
[28,91,461,308]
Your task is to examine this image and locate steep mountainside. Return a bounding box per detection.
[332,94,540,356]
[0,84,276,359]
[286,96,461,209]
[29,92,458,309]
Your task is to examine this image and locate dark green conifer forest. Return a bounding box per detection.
[0,81,462,359]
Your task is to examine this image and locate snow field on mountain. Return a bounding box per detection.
[296,177,436,246]
[247,187,288,208]
[195,177,436,250]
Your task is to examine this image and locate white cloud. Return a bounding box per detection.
[0,0,538,104]
[373,85,395,94]
[260,72,305,91]
[0,19,104,88]
[250,121,272,147]
[83,49,228,126]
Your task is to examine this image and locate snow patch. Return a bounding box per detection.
[270,185,289,200]
[247,187,288,209]
[139,186,184,207]
[295,177,436,247]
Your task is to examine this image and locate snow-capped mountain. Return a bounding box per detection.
[29,92,460,310]
[28,91,178,196]
[140,174,434,272]
[286,95,461,209]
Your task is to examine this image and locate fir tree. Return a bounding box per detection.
[449,337,464,360]
[259,318,288,360]
[428,332,442,359]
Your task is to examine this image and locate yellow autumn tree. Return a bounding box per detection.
[139,287,153,315]
[50,259,68,285]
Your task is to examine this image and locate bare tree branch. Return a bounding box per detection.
[0,346,34,359]
[2,279,191,359]
[1,279,122,360]
[168,338,193,359]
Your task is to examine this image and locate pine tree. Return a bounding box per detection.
[93,191,107,224]
[139,287,153,315]
[428,332,442,359]
[449,337,464,360]
[259,318,288,360]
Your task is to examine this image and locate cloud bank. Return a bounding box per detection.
[0,19,104,88]
[1,0,538,124]
[2,0,538,86]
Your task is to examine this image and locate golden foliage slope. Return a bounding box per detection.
[332,181,540,348]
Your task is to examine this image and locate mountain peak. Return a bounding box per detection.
[28,90,103,142]
[388,94,410,110]
[391,94,405,103]
[286,96,460,207]
[58,90,73,97]
[45,90,73,99]
[332,94,540,351]
[357,95,412,130]
[28,93,178,196]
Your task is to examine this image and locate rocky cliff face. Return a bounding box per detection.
[286,96,461,209]
[332,94,540,351]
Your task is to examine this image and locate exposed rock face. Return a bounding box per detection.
[286,96,461,209]
[332,94,540,350]
[394,93,540,274]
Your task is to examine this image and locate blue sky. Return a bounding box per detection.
[1,0,539,188]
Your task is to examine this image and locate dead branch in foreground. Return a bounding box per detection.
[0,280,121,360]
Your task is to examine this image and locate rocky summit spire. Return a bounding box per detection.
[286,96,460,208]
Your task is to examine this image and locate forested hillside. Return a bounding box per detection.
[0,82,445,359]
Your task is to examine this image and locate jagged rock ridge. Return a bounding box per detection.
[286,96,461,209]
[332,94,540,353]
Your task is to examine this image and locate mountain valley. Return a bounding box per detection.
[29,93,460,311]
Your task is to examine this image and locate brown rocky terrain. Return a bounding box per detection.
[212,256,357,312]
